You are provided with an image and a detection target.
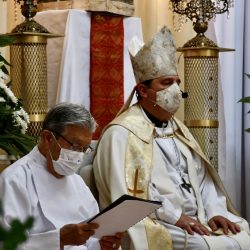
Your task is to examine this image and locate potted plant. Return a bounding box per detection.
[0,35,36,168]
[0,201,33,250]
[239,74,250,133]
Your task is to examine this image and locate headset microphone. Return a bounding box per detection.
[181,91,188,99]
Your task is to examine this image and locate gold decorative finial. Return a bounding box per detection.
[12,0,49,33]
[169,0,234,47]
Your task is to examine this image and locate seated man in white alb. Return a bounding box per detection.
[0,103,123,250]
[93,26,250,250]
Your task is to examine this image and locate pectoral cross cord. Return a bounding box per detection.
[171,137,193,194]
[181,177,192,193]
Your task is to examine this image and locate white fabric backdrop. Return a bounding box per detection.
[210,0,250,221]
[35,10,143,109]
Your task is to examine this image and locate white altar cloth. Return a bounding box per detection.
[35,10,143,109]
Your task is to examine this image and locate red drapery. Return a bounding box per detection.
[90,13,124,139]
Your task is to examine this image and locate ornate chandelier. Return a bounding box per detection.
[169,0,234,47]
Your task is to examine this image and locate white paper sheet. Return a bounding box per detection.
[87,195,162,239]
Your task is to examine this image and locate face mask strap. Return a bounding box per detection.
[47,132,62,164]
[50,131,62,150]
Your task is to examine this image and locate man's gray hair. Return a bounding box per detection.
[42,103,97,134]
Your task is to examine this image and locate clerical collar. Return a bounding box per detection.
[143,109,168,128]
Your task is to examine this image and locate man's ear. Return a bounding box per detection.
[136,83,149,98]
[41,130,53,144]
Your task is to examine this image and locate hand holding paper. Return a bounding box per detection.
[87,194,162,239]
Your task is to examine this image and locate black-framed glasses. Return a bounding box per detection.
[50,130,94,154]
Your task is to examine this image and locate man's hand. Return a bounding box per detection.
[208,216,241,235]
[99,232,125,250]
[60,222,98,248]
[175,214,210,236]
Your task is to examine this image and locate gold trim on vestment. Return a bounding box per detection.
[144,217,173,250]
[124,106,173,249]
[125,131,152,199]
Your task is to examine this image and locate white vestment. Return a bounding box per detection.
[93,104,250,250]
[150,126,245,250]
[0,146,100,250]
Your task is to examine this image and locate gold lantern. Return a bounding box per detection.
[9,0,60,137]
[170,0,234,170]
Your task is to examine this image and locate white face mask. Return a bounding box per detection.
[155,82,182,114]
[50,148,85,176]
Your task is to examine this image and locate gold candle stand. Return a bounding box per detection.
[9,0,61,137]
[10,33,54,137]
[178,42,233,170]
[169,1,234,170]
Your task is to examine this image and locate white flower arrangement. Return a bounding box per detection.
[0,71,29,135]
[0,34,36,157]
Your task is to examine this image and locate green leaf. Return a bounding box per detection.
[24,217,34,229]
[245,73,250,79]
[0,133,36,157]
[0,35,15,47]
[238,97,250,103]
[245,128,250,133]
[1,65,9,75]
[0,198,34,250]
[0,227,7,240]
[2,216,34,250]
[0,200,3,215]
[0,142,19,156]
[0,55,11,66]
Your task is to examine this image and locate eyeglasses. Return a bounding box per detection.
[50,130,94,154]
